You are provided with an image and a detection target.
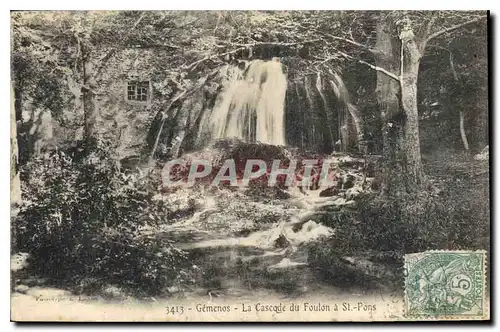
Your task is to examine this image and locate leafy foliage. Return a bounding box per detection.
[312,150,489,257]
[16,141,194,296]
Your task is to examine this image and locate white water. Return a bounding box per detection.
[202,59,287,145]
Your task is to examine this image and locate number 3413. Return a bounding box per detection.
[166,305,185,315]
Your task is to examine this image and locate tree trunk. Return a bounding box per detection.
[449,52,470,151]
[11,83,22,207]
[374,16,425,194]
[82,43,98,145]
[400,27,425,187]
[459,110,470,150]
[374,20,404,195]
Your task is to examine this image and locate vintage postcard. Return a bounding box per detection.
[10,10,490,322]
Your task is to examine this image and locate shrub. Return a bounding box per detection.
[16,141,194,296]
[321,188,489,257]
[308,174,489,291]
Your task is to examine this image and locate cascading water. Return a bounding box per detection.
[201,58,287,145]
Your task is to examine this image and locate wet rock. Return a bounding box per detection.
[371,177,382,191]
[268,258,306,270]
[120,155,141,170]
[11,252,30,272]
[102,285,125,299]
[337,155,364,168]
[301,220,319,232]
[319,187,339,197]
[235,228,253,237]
[345,187,363,200]
[14,284,30,294]
[285,220,334,244]
[274,234,291,248]
[343,175,356,189]
[331,198,356,208]
[274,187,291,199]
[167,286,181,294]
[363,177,374,187]
[365,163,376,177]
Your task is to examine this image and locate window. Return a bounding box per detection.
[127,81,149,102]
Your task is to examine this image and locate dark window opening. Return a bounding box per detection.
[127,81,149,101]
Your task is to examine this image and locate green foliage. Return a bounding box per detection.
[16,141,194,296]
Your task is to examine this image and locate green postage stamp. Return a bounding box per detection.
[404,250,487,319]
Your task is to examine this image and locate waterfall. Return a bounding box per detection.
[201,58,287,146]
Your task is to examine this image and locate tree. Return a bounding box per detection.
[378,12,485,193]
[316,11,486,194]
[11,83,21,207]
[422,23,488,153]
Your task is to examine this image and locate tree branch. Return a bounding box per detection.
[93,13,148,79]
[184,38,322,72]
[319,32,381,55]
[230,38,322,48]
[74,33,81,74]
[184,46,247,72]
[130,43,181,50]
[132,12,146,30]
[95,49,116,78]
[426,17,485,43]
[420,12,438,41]
[322,33,373,51]
[334,50,400,82]
[80,84,98,95]
[449,51,459,81]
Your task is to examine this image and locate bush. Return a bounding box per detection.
[311,172,489,262]
[16,141,194,296]
[308,169,489,291]
[321,188,489,257]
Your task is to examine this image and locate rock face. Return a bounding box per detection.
[319,187,339,197]
[159,139,376,206]
[15,48,165,165]
[17,47,361,167]
[84,57,359,162]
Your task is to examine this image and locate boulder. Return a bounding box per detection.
[319,187,339,197]
[274,234,291,248]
